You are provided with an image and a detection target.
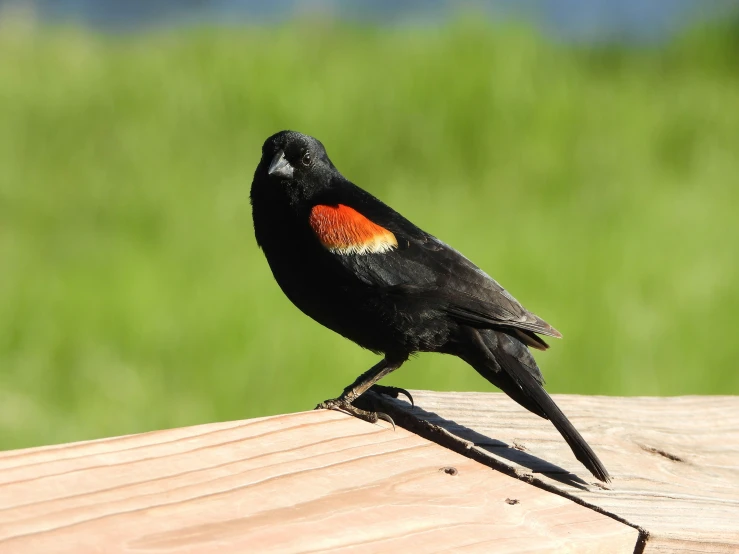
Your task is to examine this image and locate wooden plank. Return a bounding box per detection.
[0,409,637,553]
[371,391,739,553]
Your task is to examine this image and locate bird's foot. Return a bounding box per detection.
[368,385,414,406]
[315,398,395,430]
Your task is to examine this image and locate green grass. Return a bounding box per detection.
[1,19,738,450]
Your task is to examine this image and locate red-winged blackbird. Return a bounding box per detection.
[251,130,610,482]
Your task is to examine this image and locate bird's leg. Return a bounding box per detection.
[316,355,407,426]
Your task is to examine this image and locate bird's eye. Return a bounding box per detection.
[301,152,312,167]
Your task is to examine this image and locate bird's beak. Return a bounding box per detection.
[268,150,294,179]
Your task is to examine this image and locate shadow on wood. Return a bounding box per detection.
[357,391,593,490]
[361,391,739,554]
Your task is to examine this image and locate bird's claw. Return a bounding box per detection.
[316,398,395,430]
[368,385,414,406]
[374,411,396,430]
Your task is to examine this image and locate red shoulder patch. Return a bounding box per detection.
[309,204,398,255]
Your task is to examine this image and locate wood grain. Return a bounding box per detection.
[0,409,637,553]
[372,391,739,554]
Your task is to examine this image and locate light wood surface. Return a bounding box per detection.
[0,409,637,553]
[369,391,739,554]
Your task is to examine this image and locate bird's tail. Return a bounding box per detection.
[465,328,611,483]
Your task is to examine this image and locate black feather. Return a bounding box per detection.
[464,328,610,482]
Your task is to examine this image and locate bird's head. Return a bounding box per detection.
[254,131,338,206]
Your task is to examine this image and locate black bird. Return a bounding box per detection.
[250,130,610,482]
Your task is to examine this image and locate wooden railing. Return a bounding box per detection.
[1,391,737,553]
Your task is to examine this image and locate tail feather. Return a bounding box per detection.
[467,328,610,482]
[510,328,549,351]
[513,368,611,482]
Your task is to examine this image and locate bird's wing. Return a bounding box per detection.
[307,185,561,339]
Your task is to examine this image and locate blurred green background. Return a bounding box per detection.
[1,15,738,450]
